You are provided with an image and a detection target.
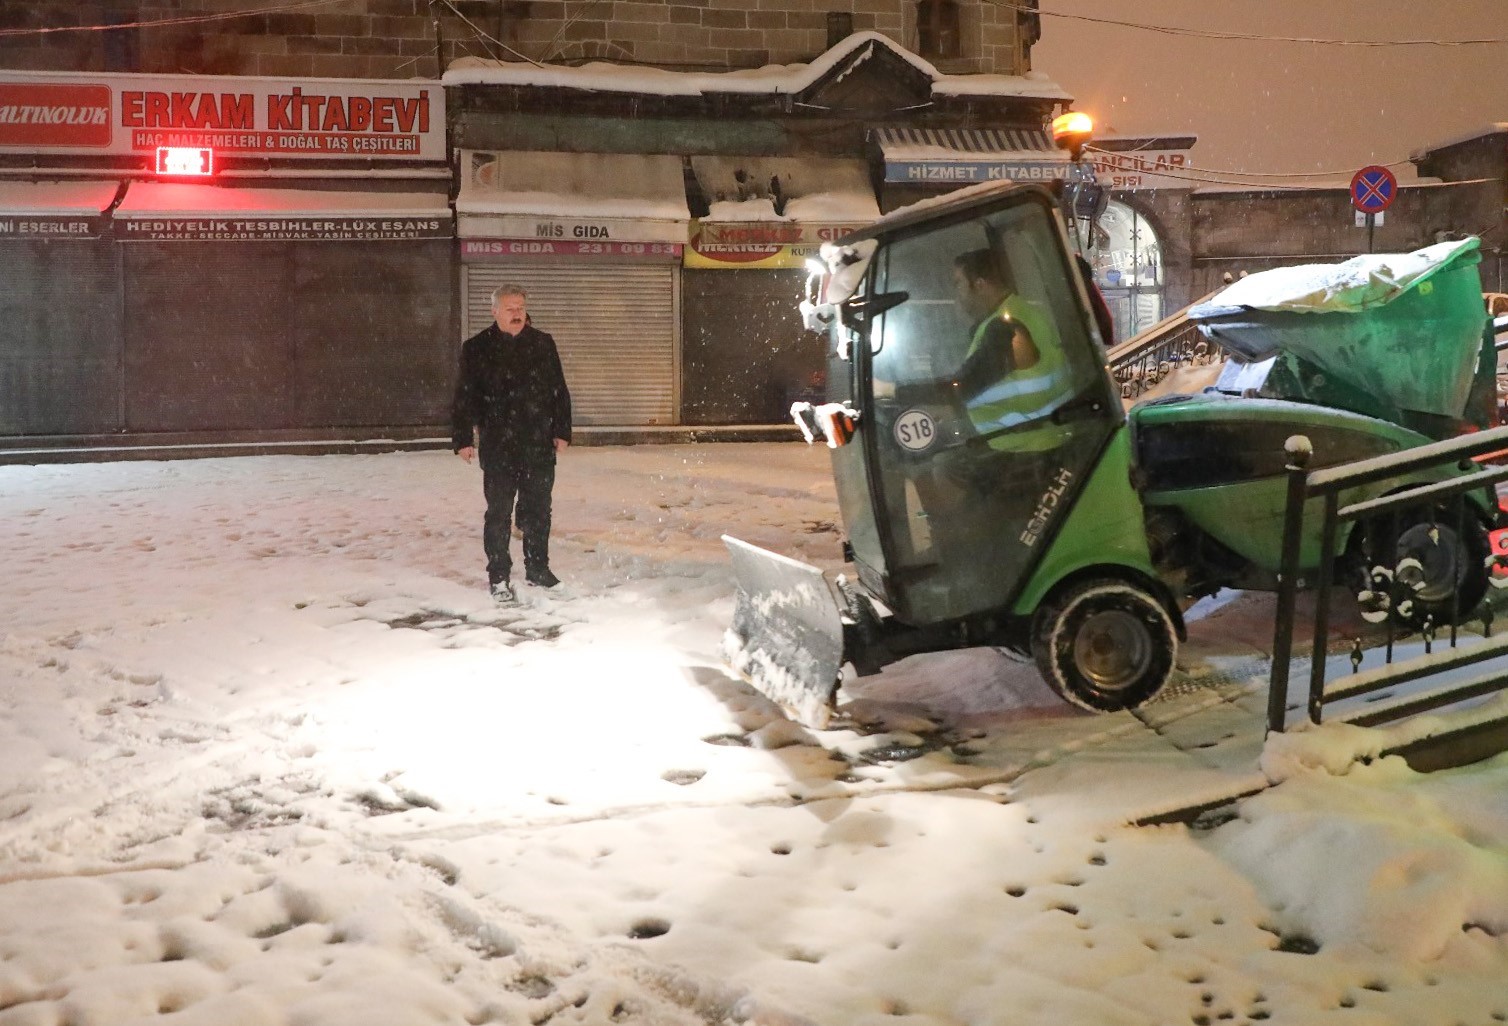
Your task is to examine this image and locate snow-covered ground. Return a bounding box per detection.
[1,443,1505,1026]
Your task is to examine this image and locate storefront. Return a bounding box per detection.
[111,182,453,432]
[681,156,878,423]
[0,181,123,436]
[0,69,454,439]
[869,126,1070,212]
[456,150,689,426]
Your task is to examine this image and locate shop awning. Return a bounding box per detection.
[0,180,121,238]
[457,150,690,245]
[111,182,453,241]
[872,126,1068,185]
[687,156,879,268]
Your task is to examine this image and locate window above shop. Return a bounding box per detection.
[917,1,962,61]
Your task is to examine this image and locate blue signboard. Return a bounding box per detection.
[884,161,1069,184]
[1350,165,1397,214]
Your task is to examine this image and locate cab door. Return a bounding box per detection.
[860,194,1123,625]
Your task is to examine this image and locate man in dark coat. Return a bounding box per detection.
[452,285,572,603]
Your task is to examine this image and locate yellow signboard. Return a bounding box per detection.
[684,220,866,270]
[683,242,824,270]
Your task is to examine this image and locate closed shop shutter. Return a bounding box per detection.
[289,240,455,428]
[463,261,678,425]
[682,268,818,425]
[123,242,294,432]
[122,241,455,432]
[0,242,122,436]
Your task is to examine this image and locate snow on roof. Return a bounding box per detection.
[457,151,689,220]
[691,156,879,224]
[1093,133,1198,152]
[1411,122,1508,160]
[444,31,1067,101]
[872,126,1064,162]
[0,179,121,215]
[113,182,451,219]
[933,70,1070,100]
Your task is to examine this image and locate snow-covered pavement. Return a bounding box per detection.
[1,444,1505,1026]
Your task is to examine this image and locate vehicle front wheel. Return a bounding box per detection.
[1032,579,1178,712]
[1360,514,1492,629]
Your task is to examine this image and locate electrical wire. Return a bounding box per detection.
[1083,145,1414,182]
[1080,159,1497,192]
[539,0,610,64]
[435,0,503,62]
[1086,159,1342,190]
[0,0,350,38]
[393,45,441,75]
[435,0,546,67]
[985,0,1508,47]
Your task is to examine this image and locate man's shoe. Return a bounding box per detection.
[490,579,517,604]
[525,567,560,589]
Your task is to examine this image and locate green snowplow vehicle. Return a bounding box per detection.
[723,175,1498,729]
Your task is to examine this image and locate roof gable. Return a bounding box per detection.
[797,35,934,113]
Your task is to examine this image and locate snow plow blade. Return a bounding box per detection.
[722,535,848,729]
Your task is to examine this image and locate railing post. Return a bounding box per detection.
[1268,435,1313,735]
[1307,492,1340,724]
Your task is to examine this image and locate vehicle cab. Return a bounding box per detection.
[802,183,1127,627]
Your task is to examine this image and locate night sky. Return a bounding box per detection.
[1032,0,1495,182]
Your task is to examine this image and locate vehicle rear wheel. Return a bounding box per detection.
[1032,579,1178,712]
[1373,514,1491,628]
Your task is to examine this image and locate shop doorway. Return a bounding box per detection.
[1086,201,1163,344]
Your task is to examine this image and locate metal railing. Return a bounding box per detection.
[1105,292,1223,403]
[1268,426,1508,733]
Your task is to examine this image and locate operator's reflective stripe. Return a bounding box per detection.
[965,296,1071,452]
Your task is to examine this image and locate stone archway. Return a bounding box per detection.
[1086,200,1164,344]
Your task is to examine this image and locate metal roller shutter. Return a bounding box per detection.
[122,241,456,433]
[0,242,123,436]
[463,261,678,426]
[123,242,294,432]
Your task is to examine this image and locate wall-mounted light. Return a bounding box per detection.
[155,146,214,177]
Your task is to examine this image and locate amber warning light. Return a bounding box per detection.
[155,146,213,177]
[1050,112,1094,160]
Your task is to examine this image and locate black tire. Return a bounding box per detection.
[1386,515,1491,628]
[1031,579,1178,712]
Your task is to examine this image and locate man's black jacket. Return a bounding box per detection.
[451,323,572,461]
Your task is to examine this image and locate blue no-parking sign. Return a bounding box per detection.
[1350,165,1397,214]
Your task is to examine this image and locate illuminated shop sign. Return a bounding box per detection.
[1087,150,1191,191]
[685,221,869,269]
[155,146,213,176]
[460,239,683,261]
[459,214,686,246]
[0,214,107,239]
[0,73,444,161]
[884,152,1192,190]
[883,161,1069,184]
[118,216,452,242]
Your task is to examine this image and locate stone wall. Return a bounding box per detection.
[1188,180,1502,295]
[0,0,1030,78]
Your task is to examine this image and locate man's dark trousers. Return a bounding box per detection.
[482,456,555,584]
